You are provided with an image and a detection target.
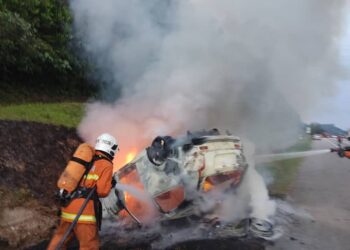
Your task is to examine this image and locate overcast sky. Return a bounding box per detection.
[308,4,350,130]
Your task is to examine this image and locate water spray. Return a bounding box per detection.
[255,146,350,164]
[255,149,332,163]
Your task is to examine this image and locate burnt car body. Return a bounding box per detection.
[101,129,275,239]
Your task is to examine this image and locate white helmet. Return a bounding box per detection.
[95,133,118,158]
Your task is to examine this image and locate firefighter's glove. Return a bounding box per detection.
[55,189,71,207]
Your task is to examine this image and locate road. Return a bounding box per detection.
[268,139,350,250]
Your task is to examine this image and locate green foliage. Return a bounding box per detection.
[0,0,94,97]
[0,102,84,127]
[310,123,324,135]
[0,81,95,104]
[0,10,45,74]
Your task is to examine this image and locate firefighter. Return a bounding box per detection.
[337,135,342,145]
[48,133,118,250]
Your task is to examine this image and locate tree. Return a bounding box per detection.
[0,0,92,98]
[310,123,324,135]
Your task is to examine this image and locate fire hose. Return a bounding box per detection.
[120,202,142,227]
[115,188,142,227]
[55,186,97,250]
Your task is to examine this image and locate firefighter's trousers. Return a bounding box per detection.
[47,220,99,250]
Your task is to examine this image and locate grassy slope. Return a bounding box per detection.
[259,137,311,197]
[0,102,84,127]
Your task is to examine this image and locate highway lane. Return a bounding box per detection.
[323,137,350,147]
[268,139,350,250]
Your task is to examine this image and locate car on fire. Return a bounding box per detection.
[101,129,275,239]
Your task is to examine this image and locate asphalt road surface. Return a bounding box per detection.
[268,139,350,250]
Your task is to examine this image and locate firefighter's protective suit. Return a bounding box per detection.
[47,151,113,250]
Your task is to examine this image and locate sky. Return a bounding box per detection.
[309,4,350,130]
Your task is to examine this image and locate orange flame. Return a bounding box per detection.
[126,151,136,164]
[113,148,139,172]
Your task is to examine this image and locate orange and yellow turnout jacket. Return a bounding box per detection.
[61,152,113,224]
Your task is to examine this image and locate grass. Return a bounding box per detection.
[258,137,312,197]
[0,102,85,128]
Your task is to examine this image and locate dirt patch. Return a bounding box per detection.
[100,237,265,250]
[0,120,81,205]
[0,120,81,248]
[0,206,56,249]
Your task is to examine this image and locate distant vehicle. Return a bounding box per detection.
[312,134,322,140]
[322,133,330,138]
[101,129,275,239]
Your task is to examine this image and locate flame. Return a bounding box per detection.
[203,179,215,192]
[126,151,136,164]
[113,148,139,172]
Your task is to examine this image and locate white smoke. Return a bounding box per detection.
[214,142,276,222]
[70,1,346,244]
[72,0,346,157]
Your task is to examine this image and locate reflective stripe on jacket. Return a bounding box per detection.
[61,211,96,223]
[84,174,99,181]
[61,151,113,224]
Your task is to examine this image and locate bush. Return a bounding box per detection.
[0,0,95,99]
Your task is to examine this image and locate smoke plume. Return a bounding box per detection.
[71,0,346,164]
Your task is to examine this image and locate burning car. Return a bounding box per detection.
[101,129,276,239]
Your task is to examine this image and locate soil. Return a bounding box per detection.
[100,238,265,250]
[0,120,81,249]
[166,238,265,250]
